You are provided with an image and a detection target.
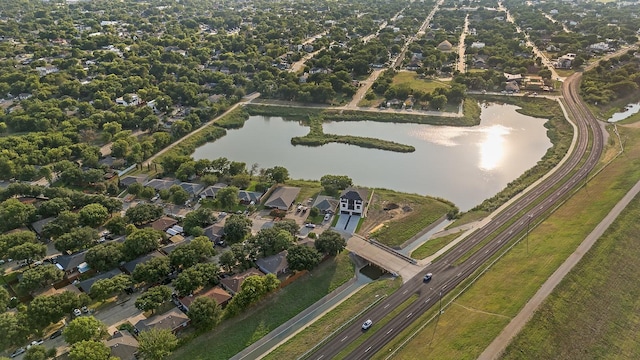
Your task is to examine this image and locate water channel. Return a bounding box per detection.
[193,103,552,211]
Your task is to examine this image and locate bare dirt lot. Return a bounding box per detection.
[358,192,415,235]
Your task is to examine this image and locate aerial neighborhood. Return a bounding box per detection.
[1,0,640,359]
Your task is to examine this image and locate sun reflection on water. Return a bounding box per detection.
[479,125,510,171]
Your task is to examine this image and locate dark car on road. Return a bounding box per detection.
[50,329,63,339]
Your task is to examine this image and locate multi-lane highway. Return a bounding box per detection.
[305,74,604,360]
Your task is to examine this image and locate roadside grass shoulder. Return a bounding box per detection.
[264,277,402,360]
[369,189,455,248]
[382,124,640,359]
[169,252,355,360]
[411,232,461,260]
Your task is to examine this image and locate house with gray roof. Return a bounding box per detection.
[339,188,369,216]
[145,178,179,191]
[238,190,264,205]
[220,268,264,294]
[30,217,55,237]
[203,224,224,243]
[119,175,147,188]
[121,251,165,275]
[76,269,122,293]
[55,251,88,277]
[200,183,228,199]
[106,330,138,360]
[255,250,289,276]
[179,182,204,196]
[135,308,190,334]
[312,195,339,214]
[264,186,301,210]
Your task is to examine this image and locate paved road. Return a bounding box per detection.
[305,69,604,359]
[479,176,640,359]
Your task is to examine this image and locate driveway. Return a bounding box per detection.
[334,214,360,234]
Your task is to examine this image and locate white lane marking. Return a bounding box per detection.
[387,329,394,335]
[341,336,348,342]
[384,304,390,309]
[407,312,413,318]
[365,346,372,353]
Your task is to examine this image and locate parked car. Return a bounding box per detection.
[324,213,331,221]
[73,308,82,317]
[49,329,63,339]
[10,348,25,358]
[305,223,316,228]
[81,306,89,313]
[27,339,44,349]
[362,319,373,330]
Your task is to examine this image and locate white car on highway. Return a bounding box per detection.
[362,319,373,330]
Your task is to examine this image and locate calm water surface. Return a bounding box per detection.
[607,102,640,123]
[193,103,552,210]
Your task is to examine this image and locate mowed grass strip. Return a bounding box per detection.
[369,189,455,247]
[391,71,451,93]
[169,252,354,360]
[380,124,640,359]
[263,278,402,360]
[411,232,462,260]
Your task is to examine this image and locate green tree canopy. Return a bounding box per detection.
[223,214,252,244]
[69,340,113,360]
[315,229,346,256]
[63,316,108,344]
[287,245,322,271]
[124,204,163,226]
[122,228,162,260]
[78,203,110,227]
[132,256,171,285]
[137,328,178,360]
[86,242,124,272]
[135,285,172,314]
[187,296,222,330]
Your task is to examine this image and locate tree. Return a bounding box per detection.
[86,242,124,272]
[315,230,346,256]
[135,285,172,314]
[42,210,80,239]
[0,286,9,310]
[7,242,46,263]
[251,228,294,257]
[104,215,127,235]
[69,340,112,360]
[320,175,353,195]
[218,251,236,273]
[137,329,178,360]
[216,186,239,209]
[27,291,89,328]
[223,214,252,244]
[132,257,171,284]
[265,166,289,183]
[182,208,215,236]
[24,345,52,360]
[225,274,279,315]
[127,182,143,195]
[122,229,162,260]
[272,219,299,236]
[169,185,190,205]
[230,173,250,189]
[430,94,447,110]
[55,227,99,253]
[0,231,37,257]
[287,245,322,271]
[18,264,64,293]
[170,236,214,269]
[64,316,108,344]
[90,274,132,301]
[0,312,28,350]
[0,198,36,232]
[188,296,222,330]
[125,204,163,226]
[79,203,110,228]
[172,263,220,297]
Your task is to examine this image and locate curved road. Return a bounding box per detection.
[305,73,604,360]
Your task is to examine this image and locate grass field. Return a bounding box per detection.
[264,277,402,360]
[377,122,640,359]
[391,72,451,93]
[369,189,455,247]
[411,232,462,260]
[169,252,354,360]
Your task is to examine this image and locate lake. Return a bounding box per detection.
[193,103,552,211]
[607,102,640,123]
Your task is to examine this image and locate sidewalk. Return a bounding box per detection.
[478,178,640,360]
[231,258,371,360]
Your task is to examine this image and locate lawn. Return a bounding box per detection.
[368,189,455,248]
[286,179,323,205]
[377,123,640,359]
[263,277,402,360]
[411,232,462,260]
[391,72,451,93]
[169,252,355,360]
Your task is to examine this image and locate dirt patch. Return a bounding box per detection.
[358,193,415,235]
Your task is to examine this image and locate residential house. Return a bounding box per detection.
[503,73,523,83]
[505,81,520,93]
[470,41,485,49]
[106,330,138,360]
[119,175,147,188]
[55,251,90,281]
[339,188,368,216]
[145,178,180,192]
[30,217,55,238]
[35,66,59,77]
[238,190,264,205]
[264,186,301,210]
[522,76,545,91]
[437,40,453,51]
[135,308,190,334]
[122,251,166,275]
[179,182,205,197]
[220,268,264,295]
[255,251,289,276]
[179,286,232,309]
[115,94,141,106]
[161,237,192,255]
[312,195,339,214]
[76,269,122,293]
[149,216,178,232]
[200,183,228,199]
[203,224,224,243]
